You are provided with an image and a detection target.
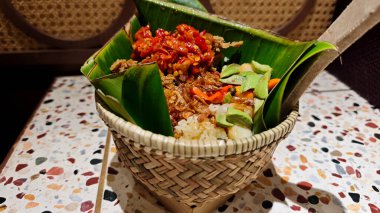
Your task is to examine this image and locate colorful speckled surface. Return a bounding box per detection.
[0,77,108,212]
[1,71,379,213]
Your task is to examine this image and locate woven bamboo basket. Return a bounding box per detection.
[96,95,299,211]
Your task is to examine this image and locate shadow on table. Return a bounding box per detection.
[107,154,344,212]
[232,161,344,212]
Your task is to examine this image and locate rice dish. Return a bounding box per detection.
[111,24,279,140]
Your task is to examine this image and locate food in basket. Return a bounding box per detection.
[109,24,280,140]
[81,0,336,139]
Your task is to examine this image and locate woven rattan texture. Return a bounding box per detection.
[113,132,278,205]
[287,0,336,40]
[0,12,48,51]
[1,0,124,51]
[0,0,336,51]
[210,0,336,41]
[96,101,298,206]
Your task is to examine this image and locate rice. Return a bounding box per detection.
[174,115,228,140]
[208,103,230,115]
[174,103,254,140]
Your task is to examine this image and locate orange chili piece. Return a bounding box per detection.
[219,85,233,93]
[240,91,254,99]
[190,87,210,100]
[191,85,233,104]
[268,78,281,91]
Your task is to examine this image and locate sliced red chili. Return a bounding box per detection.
[132,24,215,79]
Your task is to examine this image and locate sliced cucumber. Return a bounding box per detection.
[220,64,240,78]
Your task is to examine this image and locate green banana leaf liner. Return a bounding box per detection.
[81,0,336,137]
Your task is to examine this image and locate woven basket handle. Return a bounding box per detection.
[281,0,380,117]
[0,0,135,49]
[199,0,317,36]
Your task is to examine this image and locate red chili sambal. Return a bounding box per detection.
[132,24,215,81]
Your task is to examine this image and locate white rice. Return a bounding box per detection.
[175,103,253,140]
[208,103,230,115]
[175,114,228,141]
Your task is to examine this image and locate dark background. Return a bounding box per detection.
[0,66,79,162]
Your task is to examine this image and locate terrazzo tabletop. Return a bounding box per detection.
[1,71,379,213]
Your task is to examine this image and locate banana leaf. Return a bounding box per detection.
[81,0,336,137]
[122,63,173,136]
[96,89,135,123]
[81,16,142,80]
[81,16,173,136]
[92,64,173,136]
[262,41,337,130]
[164,0,207,11]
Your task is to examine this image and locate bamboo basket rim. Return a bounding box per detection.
[96,95,299,160]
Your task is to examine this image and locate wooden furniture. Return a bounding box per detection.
[0,0,135,65]
[207,0,336,41]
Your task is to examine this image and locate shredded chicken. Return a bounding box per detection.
[110,59,138,73]
[213,36,244,52]
[162,70,223,136]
